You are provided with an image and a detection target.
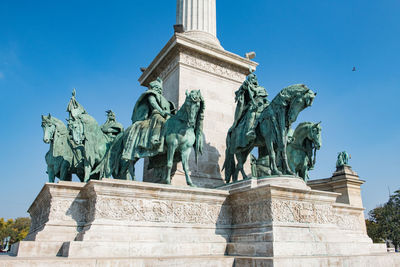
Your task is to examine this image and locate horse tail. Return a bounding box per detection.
[222,130,235,183]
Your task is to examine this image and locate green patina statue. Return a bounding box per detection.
[101,110,124,141]
[224,72,316,183]
[336,151,350,168]
[122,78,176,164]
[287,122,322,181]
[232,71,269,147]
[43,80,204,186]
[104,78,204,186]
[41,114,84,182]
[66,90,124,182]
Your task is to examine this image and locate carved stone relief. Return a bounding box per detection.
[91,195,231,226]
[179,50,247,82]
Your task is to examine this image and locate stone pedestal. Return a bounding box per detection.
[222,177,386,259]
[139,33,257,188]
[12,179,231,259]
[10,181,85,257]
[308,165,365,208]
[7,178,400,266]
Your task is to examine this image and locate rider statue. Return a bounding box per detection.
[122,77,176,160]
[230,71,269,148]
[101,110,124,141]
[67,89,86,120]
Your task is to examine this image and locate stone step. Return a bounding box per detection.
[0,255,235,267]
[226,240,386,257]
[79,226,229,243]
[234,253,400,267]
[62,241,228,258]
[10,241,65,258]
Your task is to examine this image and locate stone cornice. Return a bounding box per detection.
[138,33,258,87]
[308,177,365,187]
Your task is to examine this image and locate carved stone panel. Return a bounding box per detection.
[90,195,231,226]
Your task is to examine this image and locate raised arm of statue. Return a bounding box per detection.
[148,95,166,116]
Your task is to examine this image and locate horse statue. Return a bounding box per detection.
[162,90,205,185]
[110,89,205,186]
[287,122,322,181]
[65,90,124,182]
[41,114,84,182]
[68,113,114,182]
[224,84,316,183]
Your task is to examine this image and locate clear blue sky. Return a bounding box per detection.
[0,0,399,219]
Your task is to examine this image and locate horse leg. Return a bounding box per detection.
[237,151,249,180]
[232,154,240,182]
[60,161,70,181]
[165,139,178,185]
[288,151,296,177]
[301,157,309,181]
[259,146,271,176]
[48,166,55,183]
[181,148,195,187]
[84,160,91,183]
[268,142,282,176]
[280,146,295,175]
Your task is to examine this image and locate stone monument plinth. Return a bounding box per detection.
[11,179,231,259]
[7,177,400,266]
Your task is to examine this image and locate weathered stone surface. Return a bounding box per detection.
[8,177,400,266]
[24,181,86,243]
[225,177,387,258]
[0,255,236,267]
[13,179,231,258]
[308,165,365,208]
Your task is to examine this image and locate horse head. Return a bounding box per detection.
[309,122,322,150]
[286,84,316,126]
[68,118,85,145]
[41,114,56,143]
[184,90,204,127]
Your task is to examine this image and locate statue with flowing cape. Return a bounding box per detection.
[224,74,317,183]
[66,90,124,182]
[104,78,205,186]
[41,114,85,182]
[286,122,322,181]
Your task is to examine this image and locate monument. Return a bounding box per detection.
[138,0,257,187]
[3,1,400,266]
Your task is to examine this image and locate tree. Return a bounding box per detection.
[0,217,31,247]
[368,190,400,251]
[365,218,384,243]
